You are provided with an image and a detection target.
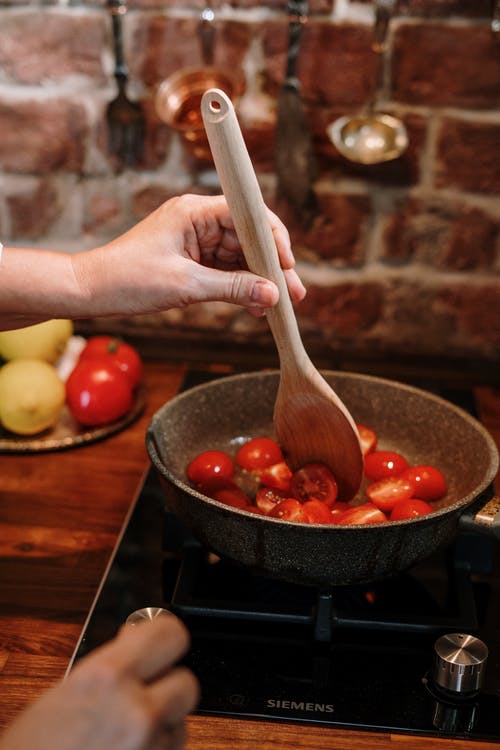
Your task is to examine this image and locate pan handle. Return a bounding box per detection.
[458,492,500,540]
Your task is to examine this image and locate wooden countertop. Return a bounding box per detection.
[0,361,499,750]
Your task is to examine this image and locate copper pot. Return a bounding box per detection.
[155,67,245,161]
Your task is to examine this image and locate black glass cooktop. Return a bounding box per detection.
[70,372,500,742]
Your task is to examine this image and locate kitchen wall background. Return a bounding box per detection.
[0,0,499,377]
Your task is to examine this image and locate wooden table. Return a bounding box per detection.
[0,361,499,750]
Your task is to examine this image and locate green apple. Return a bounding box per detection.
[0,359,65,435]
[0,319,73,363]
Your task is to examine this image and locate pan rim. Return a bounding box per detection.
[147,369,499,529]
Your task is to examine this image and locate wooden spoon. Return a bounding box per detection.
[201,88,363,501]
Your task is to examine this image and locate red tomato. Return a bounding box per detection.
[290,463,338,507]
[236,437,283,471]
[255,486,288,514]
[66,359,133,426]
[187,450,234,486]
[366,476,416,513]
[211,485,250,510]
[80,336,143,389]
[329,501,350,521]
[259,461,292,493]
[302,499,334,524]
[357,424,378,456]
[364,450,410,481]
[268,498,305,522]
[400,465,447,501]
[333,502,387,525]
[390,498,434,521]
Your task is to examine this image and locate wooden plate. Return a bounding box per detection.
[0,386,146,453]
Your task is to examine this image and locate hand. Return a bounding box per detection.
[73,194,306,318]
[0,615,199,750]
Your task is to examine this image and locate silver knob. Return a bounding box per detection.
[433,633,488,694]
[126,607,173,626]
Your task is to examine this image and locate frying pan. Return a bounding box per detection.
[146,370,499,587]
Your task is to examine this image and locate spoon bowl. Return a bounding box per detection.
[327,112,408,165]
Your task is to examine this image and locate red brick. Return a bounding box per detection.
[435,118,500,194]
[263,20,376,108]
[83,187,124,236]
[296,282,383,337]
[6,179,60,239]
[0,99,87,173]
[398,0,492,16]
[435,284,500,353]
[0,10,107,85]
[392,23,500,108]
[382,197,499,270]
[131,15,252,86]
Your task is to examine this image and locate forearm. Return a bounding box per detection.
[0,246,86,330]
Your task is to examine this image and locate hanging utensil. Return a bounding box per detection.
[155,3,244,162]
[275,0,317,222]
[201,89,363,502]
[327,0,408,165]
[106,0,145,171]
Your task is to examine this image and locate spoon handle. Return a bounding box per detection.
[201,88,308,371]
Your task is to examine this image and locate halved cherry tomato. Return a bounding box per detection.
[268,498,305,522]
[259,461,292,493]
[329,501,350,521]
[302,499,334,524]
[357,424,378,456]
[390,498,434,521]
[236,437,283,471]
[79,335,143,389]
[187,450,234,485]
[366,476,416,513]
[255,486,288,514]
[364,450,409,481]
[400,465,447,501]
[211,485,250,510]
[333,502,387,525]
[290,463,338,507]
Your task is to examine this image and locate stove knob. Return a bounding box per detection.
[433,633,488,695]
[126,607,173,626]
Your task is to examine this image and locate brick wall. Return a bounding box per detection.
[0,0,499,372]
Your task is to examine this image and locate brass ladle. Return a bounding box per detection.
[327,0,408,165]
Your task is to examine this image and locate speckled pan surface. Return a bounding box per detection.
[146,370,499,586]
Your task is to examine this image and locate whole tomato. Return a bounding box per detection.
[66,359,133,426]
[79,336,143,390]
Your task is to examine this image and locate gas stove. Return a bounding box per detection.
[70,371,500,743]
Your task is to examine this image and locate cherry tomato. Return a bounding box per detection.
[187,450,234,486]
[390,498,434,521]
[333,502,387,525]
[66,359,133,426]
[236,437,283,471]
[268,498,305,522]
[357,424,378,456]
[80,336,143,389]
[290,463,338,507]
[400,465,447,501]
[366,476,416,513]
[329,501,350,521]
[302,499,334,524]
[259,461,292,493]
[364,450,409,481]
[211,485,250,510]
[255,486,288,514]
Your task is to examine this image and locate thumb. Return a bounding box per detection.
[190,266,279,310]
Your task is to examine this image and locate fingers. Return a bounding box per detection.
[92,614,191,683]
[147,665,200,727]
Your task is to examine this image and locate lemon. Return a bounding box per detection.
[0,319,73,363]
[0,359,65,435]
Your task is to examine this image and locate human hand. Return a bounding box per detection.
[74,194,306,318]
[0,615,199,750]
